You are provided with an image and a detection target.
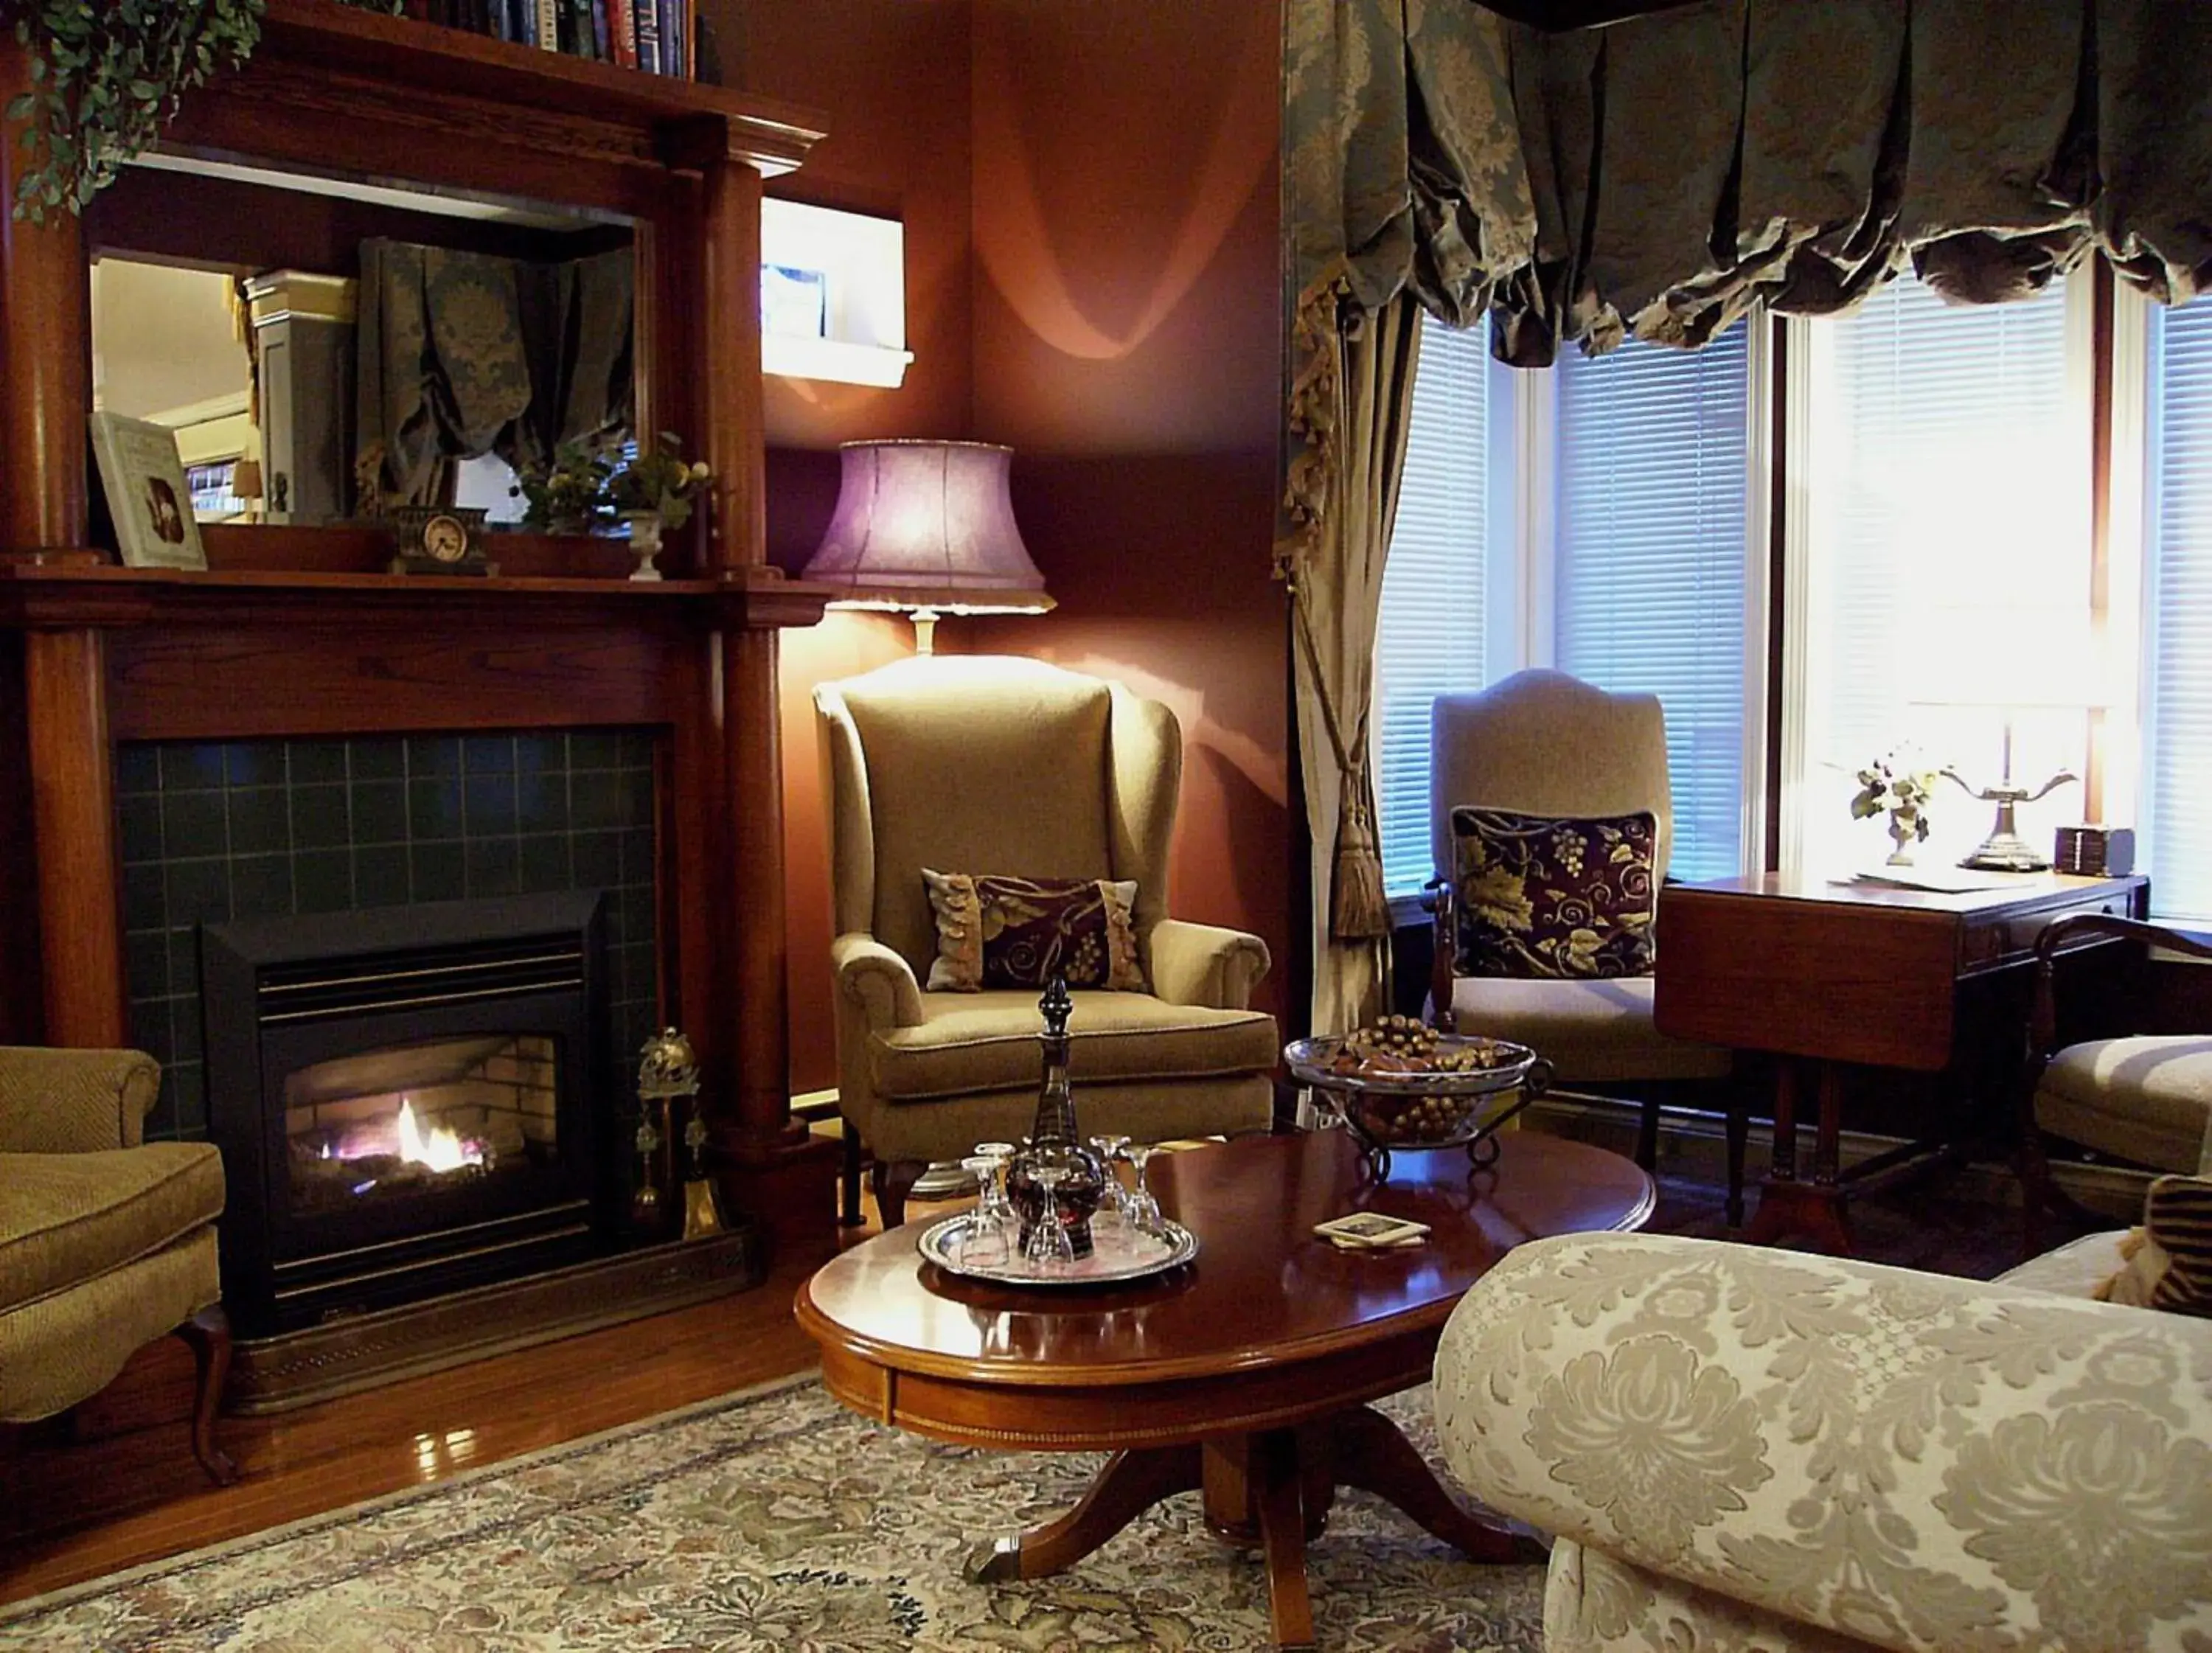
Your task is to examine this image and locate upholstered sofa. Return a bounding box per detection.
[0,1046,234,1480]
[1436,1230,2212,1651]
[814,655,1279,1228]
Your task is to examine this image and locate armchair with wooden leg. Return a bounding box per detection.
[0,1045,234,1483]
[2020,912,2212,1258]
[1424,671,1748,1218]
[815,656,1279,1231]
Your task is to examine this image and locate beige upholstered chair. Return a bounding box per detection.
[0,1046,234,1482]
[815,655,1279,1228]
[1425,671,1738,1203]
[1436,1229,2212,1650]
[2020,912,2212,1256]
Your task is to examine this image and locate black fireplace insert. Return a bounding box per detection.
[202,891,615,1335]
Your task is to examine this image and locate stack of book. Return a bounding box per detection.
[414,0,692,77]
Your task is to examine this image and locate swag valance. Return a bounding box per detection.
[356,240,634,509]
[1281,0,2212,574]
[1279,0,2212,1031]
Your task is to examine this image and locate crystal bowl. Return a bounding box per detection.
[1283,1032,1551,1174]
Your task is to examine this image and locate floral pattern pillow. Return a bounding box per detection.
[921,871,1147,992]
[1449,807,1658,979]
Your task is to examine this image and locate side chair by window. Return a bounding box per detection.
[1425,669,1745,1218]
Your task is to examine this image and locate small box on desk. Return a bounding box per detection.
[2054,826,2135,877]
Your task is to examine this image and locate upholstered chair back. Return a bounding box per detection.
[815,655,1181,980]
[1429,669,1675,883]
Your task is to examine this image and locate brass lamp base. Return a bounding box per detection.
[1944,769,2076,873]
[1960,826,2051,873]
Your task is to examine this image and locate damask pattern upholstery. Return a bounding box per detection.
[1436,1232,2212,1651]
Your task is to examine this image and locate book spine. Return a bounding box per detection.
[536,0,559,50]
[574,0,597,58]
[635,0,659,73]
[591,0,610,61]
[670,0,686,77]
[607,0,636,67]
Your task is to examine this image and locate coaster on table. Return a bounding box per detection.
[1314,1212,1430,1250]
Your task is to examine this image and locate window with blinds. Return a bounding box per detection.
[2145,298,2212,923]
[1372,319,1510,897]
[1554,321,1753,881]
[1795,272,2087,875]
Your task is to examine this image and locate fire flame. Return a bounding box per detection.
[396,1099,483,1173]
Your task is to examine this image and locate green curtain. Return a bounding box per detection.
[355,240,635,509]
[1280,0,2212,574]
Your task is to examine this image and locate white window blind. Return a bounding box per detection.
[2145,297,2212,923]
[1797,273,2087,874]
[1374,319,1507,897]
[1554,321,1751,881]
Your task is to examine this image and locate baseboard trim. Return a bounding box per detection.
[1526,1093,2148,1222]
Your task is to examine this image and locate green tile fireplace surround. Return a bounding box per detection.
[116,729,660,1141]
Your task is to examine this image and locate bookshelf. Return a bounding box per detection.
[0,0,846,1259]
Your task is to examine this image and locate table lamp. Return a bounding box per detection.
[799,439,1054,652]
[1907,605,2107,872]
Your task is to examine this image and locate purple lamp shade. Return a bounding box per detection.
[799,440,1051,612]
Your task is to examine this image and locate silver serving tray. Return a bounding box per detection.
[918,1214,1199,1287]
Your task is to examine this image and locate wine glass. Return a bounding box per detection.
[1121,1141,1166,1240]
[956,1154,1011,1271]
[1088,1134,1132,1247]
[1020,1166,1077,1274]
[973,1142,1017,1226]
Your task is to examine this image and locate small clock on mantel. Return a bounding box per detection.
[389,507,494,577]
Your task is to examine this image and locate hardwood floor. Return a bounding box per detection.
[0,1191,970,1608]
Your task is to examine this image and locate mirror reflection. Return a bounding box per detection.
[88,163,636,535]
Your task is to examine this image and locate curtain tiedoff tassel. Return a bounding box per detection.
[1330,786,1392,942]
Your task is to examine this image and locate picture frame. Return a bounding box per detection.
[759,262,828,341]
[89,411,208,571]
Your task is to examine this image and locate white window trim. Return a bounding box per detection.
[2107,276,2150,838]
[1739,316,1775,876]
[1514,368,1558,671]
[1776,312,1818,879]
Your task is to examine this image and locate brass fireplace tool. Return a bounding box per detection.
[636,1027,723,1241]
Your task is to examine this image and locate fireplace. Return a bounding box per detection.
[202,891,615,1336]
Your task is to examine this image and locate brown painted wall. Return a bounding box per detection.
[962,0,1293,1029]
[706,0,976,1092]
[721,0,1291,1091]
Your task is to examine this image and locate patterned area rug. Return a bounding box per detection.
[0,1376,1545,1652]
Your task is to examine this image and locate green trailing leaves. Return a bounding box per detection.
[3,0,404,222]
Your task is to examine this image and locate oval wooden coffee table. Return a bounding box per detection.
[796,1128,1654,1651]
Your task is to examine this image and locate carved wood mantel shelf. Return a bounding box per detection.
[0,562,837,634]
[0,3,843,1263]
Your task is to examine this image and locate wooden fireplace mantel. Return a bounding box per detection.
[0,559,837,634]
[0,13,842,1261]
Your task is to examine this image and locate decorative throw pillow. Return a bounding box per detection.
[1449,807,1658,980]
[2096,1174,2212,1316]
[921,871,1147,993]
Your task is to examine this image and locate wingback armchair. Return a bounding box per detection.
[2020,912,2212,1256]
[815,655,1279,1228]
[1425,671,1739,1206]
[0,1046,234,1482]
[1436,1230,2212,1651]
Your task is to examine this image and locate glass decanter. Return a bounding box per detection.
[1003,977,1107,1260]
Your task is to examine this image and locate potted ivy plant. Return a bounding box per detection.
[4,0,401,223]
